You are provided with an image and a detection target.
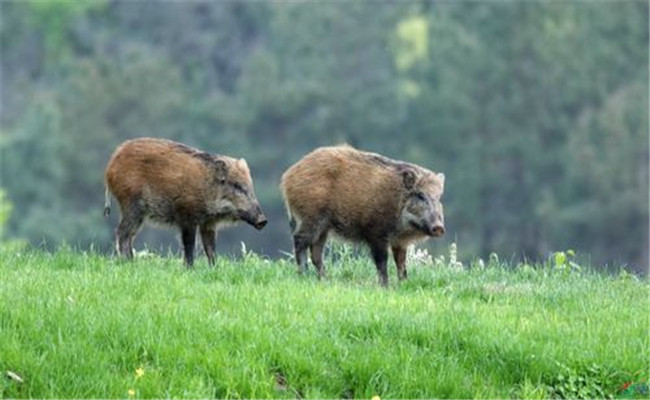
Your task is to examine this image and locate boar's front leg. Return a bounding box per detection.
[392,245,407,281]
[370,243,389,287]
[200,225,216,266]
[181,225,197,267]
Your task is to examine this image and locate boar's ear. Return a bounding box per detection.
[401,169,417,190]
[213,159,228,182]
[437,173,445,187]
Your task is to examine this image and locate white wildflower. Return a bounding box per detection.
[449,242,463,269]
[134,249,154,258]
[406,245,433,266]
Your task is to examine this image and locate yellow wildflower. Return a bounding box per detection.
[127,389,136,398]
[372,396,381,400]
[135,367,145,379]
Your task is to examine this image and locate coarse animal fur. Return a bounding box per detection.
[104,137,267,266]
[280,145,445,286]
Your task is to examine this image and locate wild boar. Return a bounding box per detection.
[104,137,267,266]
[280,145,445,286]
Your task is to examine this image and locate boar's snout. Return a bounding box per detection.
[241,205,267,230]
[421,221,445,237]
[422,215,445,237]
[253,215,268,230]
[431,223,445,237]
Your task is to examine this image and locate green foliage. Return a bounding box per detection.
[546,362,623,399]
[0,247,648,398]
[550,249,581,274]
[0,189,26,251]
[0,189,12,229]
[394,15,429,71]
[24,0,107,62]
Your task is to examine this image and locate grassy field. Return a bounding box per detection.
[1,245,648,399]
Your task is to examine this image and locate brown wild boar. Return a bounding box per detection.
[280,145,445,286]
[104,138,267,266]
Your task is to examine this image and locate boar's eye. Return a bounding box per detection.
[232,182,247,194]
[414,192,427,202]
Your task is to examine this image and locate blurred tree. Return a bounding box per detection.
[562,79,649,272]
[24,0,107,64]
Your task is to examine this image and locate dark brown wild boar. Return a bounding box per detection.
[104,138,267,266]
[280,145,445,286]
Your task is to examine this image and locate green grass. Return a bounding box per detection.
[1,245,648,399]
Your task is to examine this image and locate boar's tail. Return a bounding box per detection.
[103,186,111,217]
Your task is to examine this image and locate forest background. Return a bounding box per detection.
[1,1,648,274]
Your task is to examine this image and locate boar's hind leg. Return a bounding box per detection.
[370,244,390,287]
[181,226,197,267]
[310,231,329,280]
[293,233,309,274]
[293,218,327,275]
[199,225,216,266]
[115,203,145,260]
[392,245,407,281]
